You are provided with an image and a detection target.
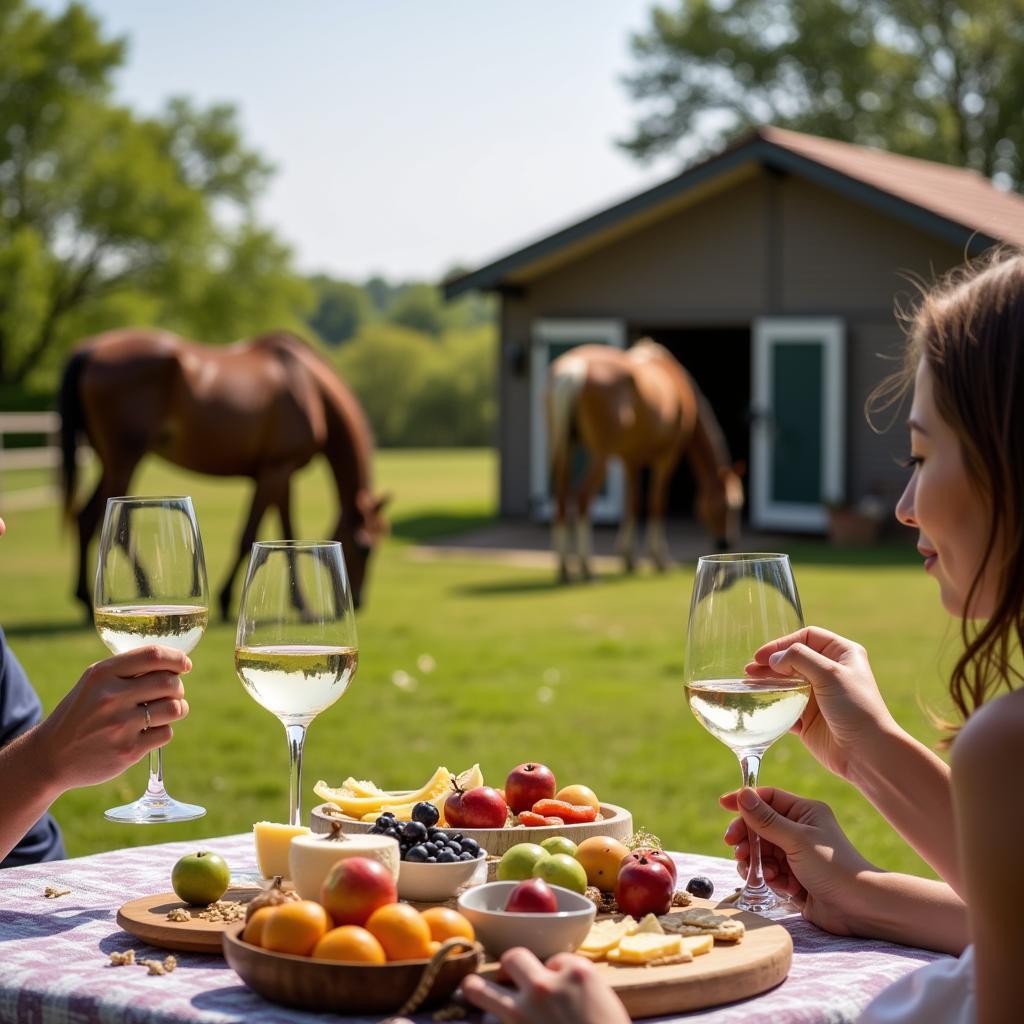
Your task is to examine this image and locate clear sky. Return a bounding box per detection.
[57,0,680,281]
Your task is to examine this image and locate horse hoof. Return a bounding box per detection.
[557,567,571,585]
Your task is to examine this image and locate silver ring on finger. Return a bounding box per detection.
[142,703,151,733]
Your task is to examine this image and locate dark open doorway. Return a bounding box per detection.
[629,325,751,521]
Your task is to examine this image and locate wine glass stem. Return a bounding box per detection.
[738,749,766,892]
[145,747,167,799]
[284,723,309,827]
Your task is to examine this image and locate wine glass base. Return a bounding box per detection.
[734,890,800,919]
[104,793,206,824]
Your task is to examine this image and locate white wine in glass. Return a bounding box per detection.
[684,553,808,917]
[235,541,358,827]
[94,496,209,823]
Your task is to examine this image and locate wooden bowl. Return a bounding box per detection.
[222,924,480,1014]
[310,801,633,856]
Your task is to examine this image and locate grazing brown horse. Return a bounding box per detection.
[59,328,388,618]
[547,339,743,582]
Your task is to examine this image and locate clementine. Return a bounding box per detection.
[261,899,331,956]
[312,925,387,963]
[575,835,631,891]
[365,903,433,961]
[420,906,475,944]
[241,906,275,947]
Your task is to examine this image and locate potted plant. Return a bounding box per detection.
[825,495,886,546]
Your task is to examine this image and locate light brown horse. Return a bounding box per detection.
[547,339,743,582]
[59,328,388,618]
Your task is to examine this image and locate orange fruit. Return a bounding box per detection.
[420,906,475,944]
[555,784,601,812]
[575,835,631,891]
[312,925,387,963]
[365,903,433,961]
[261,899,331,956]
[241,906,275,947]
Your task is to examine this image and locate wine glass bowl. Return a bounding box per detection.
[684,553,807,917]
[235,541,358,827]
[94,495,209,824]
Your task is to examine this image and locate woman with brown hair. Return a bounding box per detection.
[464,252,1023,1022]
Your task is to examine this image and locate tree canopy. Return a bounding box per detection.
[0,0,310,386]
[620,0,1024,188]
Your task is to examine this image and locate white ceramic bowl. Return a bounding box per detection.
[456,881,596,961]
[397,854,487,903]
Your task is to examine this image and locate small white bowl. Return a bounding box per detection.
[456,881,596,961]
[397,854,487,903]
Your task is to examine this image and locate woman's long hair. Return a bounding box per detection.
[870,250,1024,742]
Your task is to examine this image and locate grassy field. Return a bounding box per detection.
[0,449,956,879]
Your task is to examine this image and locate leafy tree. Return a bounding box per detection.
[621,0,1024,187]
[0,0,310,386]
[307,275,371,346]
[388,282,446,337]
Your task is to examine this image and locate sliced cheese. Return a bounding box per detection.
[634,913,665,935]
[579,917,638,954]
[253,822,311,879]
[682,934,714,957]
[288,831,400,900]
[614,933,684,964]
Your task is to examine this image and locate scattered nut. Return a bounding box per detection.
[196,900,246,923]
[109,950,136,966]
[140,959,166,975]
[166,908,192,922]
[43,886,71,899]
[671,889,693,908]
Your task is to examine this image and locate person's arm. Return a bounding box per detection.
[0,646,191,863]
[721,787,968,954]
[950,690,1024,1022]
[750,628,962,892]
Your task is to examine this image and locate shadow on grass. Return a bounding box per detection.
[780,540,920,568]
[455,571,639,597]
[1,619,89,638]
[389,509,496,544]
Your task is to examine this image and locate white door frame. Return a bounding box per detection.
[530,319,626,522]
[751,317,845,531]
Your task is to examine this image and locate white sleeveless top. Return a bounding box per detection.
[859,945,974,1023]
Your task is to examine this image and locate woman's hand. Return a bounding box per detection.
[745,626,901,780]
[462,948,630,1024]
[31,645,191,796]
[721,786,876,937]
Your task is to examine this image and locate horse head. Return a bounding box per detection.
[696,462,745,551]
[336,489,390,609]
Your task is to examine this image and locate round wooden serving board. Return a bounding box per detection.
[117,888,260,953]
[479,899,792,1019]
[310,801,633,856]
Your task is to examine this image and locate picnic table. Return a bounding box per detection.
[0,833,945,1023]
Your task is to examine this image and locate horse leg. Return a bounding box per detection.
[647,453,679,572]
[276,476,312,618]
[576,454,608,581]
[218,476,276,621]
[615,462,639,574]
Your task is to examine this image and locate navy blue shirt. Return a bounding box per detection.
[0,628,66,868]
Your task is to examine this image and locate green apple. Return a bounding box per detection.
[171,851,231,905]
[540,836,578,858]
[497,843,549,881]
[532,852,588,894]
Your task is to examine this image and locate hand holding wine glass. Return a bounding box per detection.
[94,495,209,823]
[684,553,808,917]
[235,541,358,827]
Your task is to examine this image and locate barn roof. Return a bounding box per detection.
[444,126,1024,298]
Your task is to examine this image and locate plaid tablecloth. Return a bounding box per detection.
[0,833,945,1023]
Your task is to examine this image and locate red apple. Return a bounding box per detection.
[504,762,557,814]
[504,878,559,914]
[445,782,508,829]
[320,856,397,927]
[614,855,674,918]
[623,848,678,886]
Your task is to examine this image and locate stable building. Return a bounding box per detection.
[444,127,1024,532]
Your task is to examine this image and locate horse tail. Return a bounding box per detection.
[546,356,586,485]
[58,348,89,522]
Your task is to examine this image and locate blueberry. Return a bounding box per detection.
[422,842,438,856]
[378,812,397,822]
[367,823,383,835]
[476,848,487,859]
[429,828,448,842]
[406,844,429,862]
[460,838,480,855]
[451,833,464,843]
[446,841,463,856]
[385,826,402,840]
[437,849,458,863]
[426,856,438,863]
[411,802,440,827]
[458,851,474,862]
[685,876,714,900]
[402,820,429,844]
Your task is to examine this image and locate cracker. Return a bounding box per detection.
[659,908,745,943]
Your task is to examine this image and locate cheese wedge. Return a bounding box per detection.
[613,933,684,964]
[253,822,311,879]
[579,917,639,954]
[635,913,665,935]
[681,934,714,957]
[289,832,400,900]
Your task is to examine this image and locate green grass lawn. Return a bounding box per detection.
[0,449,956,880]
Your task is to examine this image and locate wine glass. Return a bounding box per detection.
[684,553,808,917]
[235,541,358,827]
[94,496,209,823]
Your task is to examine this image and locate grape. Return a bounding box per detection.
[406,845,429,862]
[402,821,429,844]
[437,850,458,863]
[460,838,480,855]
[458,852,474,862]
[446,841,463,856]
[411,802,440,827]
[685,876,715,899]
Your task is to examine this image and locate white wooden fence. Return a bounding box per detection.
[0,412,90,508]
